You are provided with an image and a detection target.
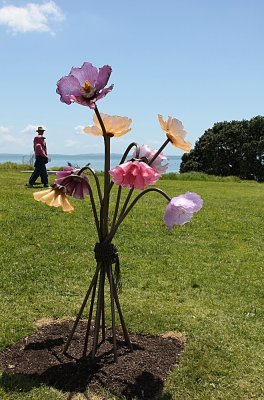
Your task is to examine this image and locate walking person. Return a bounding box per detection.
[26,126,49,188]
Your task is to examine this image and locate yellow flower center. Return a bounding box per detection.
[81,80,96,99]
[82,80,92,94]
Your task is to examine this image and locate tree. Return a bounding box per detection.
[180,116,264,181]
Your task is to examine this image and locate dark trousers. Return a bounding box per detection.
[29,156,48,185]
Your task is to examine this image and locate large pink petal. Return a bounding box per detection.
[69,95,92,107]
[56,75,81,104]
[73,183,84,199]
[70,62,98,86]
[93,85,114,101]
[65,181,76,196]
[110,161,160,190]
[178,192,203,212]
[133,173,145,190]
[164,204,193,229]
[81,181,90,196]
[55,167,74,184]
[96,65,112,90]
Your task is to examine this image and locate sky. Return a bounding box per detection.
[0,0,264,156]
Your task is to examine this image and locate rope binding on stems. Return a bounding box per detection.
[94,242,122,291]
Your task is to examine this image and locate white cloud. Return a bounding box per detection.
[0,132,33,153]
[0,1,64,35]
[65,139,79,148]
[74,125,85,135]
[0,126,10,133]
[21,124,46,134]
[0,134,17,143]
[21,124,37,134]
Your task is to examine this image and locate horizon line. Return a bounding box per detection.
[0,152,182,157]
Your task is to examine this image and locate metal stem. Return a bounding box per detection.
[91,264,105,358]
[148,138,170,165]
[107,264,118,362]
[110,185,122,231]
[82,276,98,357]
[111,272,133,351]
[95,106,110,240]
[78,165,103,204]
[63,263,101,354]
[107,187,171,242]
[108,142,139,195]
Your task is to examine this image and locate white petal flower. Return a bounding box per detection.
[158,114,192,152]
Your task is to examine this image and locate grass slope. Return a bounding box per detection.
[0,170,263,399]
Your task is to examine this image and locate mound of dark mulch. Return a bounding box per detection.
[0,320,186,399]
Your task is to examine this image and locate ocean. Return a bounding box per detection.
[0,153,182,173]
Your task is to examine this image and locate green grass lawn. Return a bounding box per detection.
[0,169,263,399]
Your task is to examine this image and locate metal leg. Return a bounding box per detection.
[63,263,100,354]
[107,265,118,362]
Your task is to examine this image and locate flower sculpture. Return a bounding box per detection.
[164,192,203,230]
[33,61,203,362]
[34,184,74,212]
[132,144,169,174]
[158,114,192,151]
[109,160,161,190]
[83,113,132,137]
[56,62,113,109]
[55,166,90,199]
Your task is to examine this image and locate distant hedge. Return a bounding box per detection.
[180,116,264,181]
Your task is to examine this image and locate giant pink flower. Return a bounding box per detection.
[55,166,79,183]
[163,192,203,230]
[55,166,90,200]
[109,160,160,190]
[56,62,113,109]
[132,144,168,174]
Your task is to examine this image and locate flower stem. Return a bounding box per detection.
[109,188,134,238]
[119,142,139,165]
[56,175,101,240]
[92,263,106,358]
[118,188,134,219]
[78,166,103,204]
[111,185,122,231]
[95,105,110,239]
[63,262,101,354]
[89,187,102,241]
[106,187,171,242]
[148,138,170,166]
[108,142,139,196]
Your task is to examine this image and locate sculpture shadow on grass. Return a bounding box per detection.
[0,366,172,400]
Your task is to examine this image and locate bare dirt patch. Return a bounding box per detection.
[0,320,186,399]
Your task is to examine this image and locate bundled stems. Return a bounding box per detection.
[63,262,101,354]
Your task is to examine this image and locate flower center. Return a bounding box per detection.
[81,80,96,98]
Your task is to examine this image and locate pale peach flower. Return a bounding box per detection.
[158,114,192,152]
[33,185,74,213]
[83,113,132,137]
